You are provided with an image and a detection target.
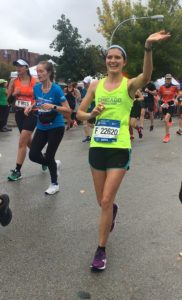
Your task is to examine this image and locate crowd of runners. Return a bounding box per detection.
[0,30,182,272]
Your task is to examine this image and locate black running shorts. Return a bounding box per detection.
[15,108,37,132]
[130,100,141,119]
[161,101,175,116]
[89,147,131,171]
[179,105,182,115]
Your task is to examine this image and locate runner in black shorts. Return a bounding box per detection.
[140,81,157,131]
[89,148,131,170]
[129,89,143,139]
[176,89,182,135]
[77,31,170,272]
[15,108,36,132]
[7,59,37,181]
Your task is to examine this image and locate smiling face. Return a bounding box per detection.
[106,48,126,75]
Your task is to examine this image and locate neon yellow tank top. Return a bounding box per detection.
[90,77,133,149]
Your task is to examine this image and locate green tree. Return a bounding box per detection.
[0,62,14,80]
[50,14,105,81]
[36,54,59,64]
[97,0,182,79]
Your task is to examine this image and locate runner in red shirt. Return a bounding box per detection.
[158,74,179,142]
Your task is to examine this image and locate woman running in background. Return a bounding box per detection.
[7,59,36,181]
[25,61,71,195]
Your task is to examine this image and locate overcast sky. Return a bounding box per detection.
[1,0,181,56]
[0,0,112,56]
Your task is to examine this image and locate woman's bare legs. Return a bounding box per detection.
[91,168,126,246]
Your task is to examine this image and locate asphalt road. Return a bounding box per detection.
[0,118,182,300]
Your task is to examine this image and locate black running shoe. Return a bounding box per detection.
[150,125,154,131]
[137,127,143,139]
[176,129,182,136]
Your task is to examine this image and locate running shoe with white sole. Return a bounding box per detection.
[82,136,91,142]
[7,169,22,181]
[91,248,107,271]
[176,129,182,136]
[45,183,59,195]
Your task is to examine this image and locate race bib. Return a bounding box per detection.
[94,119,120,143]
[15,100,32,108]
[161,103,169,109]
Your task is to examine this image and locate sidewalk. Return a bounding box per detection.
[7,112,16,127]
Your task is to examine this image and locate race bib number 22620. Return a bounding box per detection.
[94,119,120,143]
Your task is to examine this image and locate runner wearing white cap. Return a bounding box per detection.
[7,58,37,181]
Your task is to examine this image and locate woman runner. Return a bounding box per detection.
[25,61,71,195]
[77,31,170,271]
[7,59,37,181]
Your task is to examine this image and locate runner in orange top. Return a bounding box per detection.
[158,74,179,143]
[7,59,37,181]
[13,76,36,106]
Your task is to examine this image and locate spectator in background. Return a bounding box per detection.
[81,76,95,142]
[72,82,81,127]
[0,79,12,132]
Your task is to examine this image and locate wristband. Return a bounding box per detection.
[144,46,153,52]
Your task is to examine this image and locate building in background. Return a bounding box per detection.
[0,49,39,66]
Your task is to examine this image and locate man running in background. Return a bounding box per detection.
[158,74,179,143]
